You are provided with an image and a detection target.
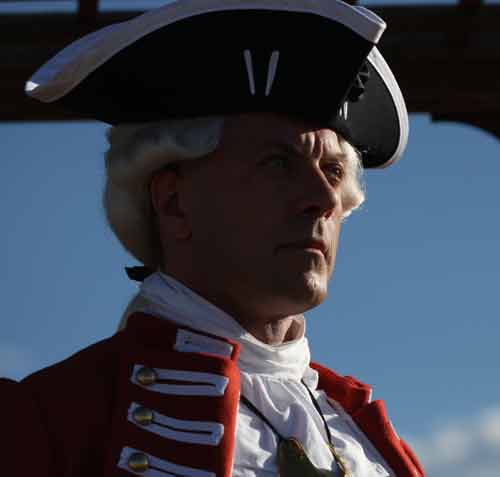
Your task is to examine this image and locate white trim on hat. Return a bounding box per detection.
[26,0,386,103]
[367,46,409,168]
[265,50,280,97]
[243,49,256,96]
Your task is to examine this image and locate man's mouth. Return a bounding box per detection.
[279,239,328,257]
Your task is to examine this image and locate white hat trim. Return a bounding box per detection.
[367,46,409,168]
[26,0,386,104]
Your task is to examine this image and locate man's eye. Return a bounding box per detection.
[265,155,289,168]
[323,163,344,180]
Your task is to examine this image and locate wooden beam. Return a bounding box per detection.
[0,5,499,140]
[459,0,483,6]
[78,0,99,23]
[432,112,499,140]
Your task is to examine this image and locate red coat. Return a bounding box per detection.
[1,313,424,477]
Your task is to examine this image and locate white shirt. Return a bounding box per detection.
[127,272,392,477]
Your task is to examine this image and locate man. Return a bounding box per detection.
[2,1,423,476]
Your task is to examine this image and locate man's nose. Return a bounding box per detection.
[295,166,340,220]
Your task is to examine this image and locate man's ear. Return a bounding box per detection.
[150,168,191,240]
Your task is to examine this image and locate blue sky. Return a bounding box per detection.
[1,1,500,477]
[3,115,499,477]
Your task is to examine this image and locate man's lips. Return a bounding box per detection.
[278,239,328,257]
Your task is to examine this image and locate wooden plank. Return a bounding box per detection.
[78,0,99,23]
[1,6,498,37]
[432,113,499,140]
[458,0,483,6]
[0,5,498,139]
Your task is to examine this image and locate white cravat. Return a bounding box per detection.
[127,272,391,477]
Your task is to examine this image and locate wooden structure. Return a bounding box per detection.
[1,0,499,140]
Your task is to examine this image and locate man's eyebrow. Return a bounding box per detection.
[268,142,348,163]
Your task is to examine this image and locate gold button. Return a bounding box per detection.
[136,367,157,386]
[128,452,149,472]
[133,406,154,426]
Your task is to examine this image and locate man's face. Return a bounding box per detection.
[171,113,347,322]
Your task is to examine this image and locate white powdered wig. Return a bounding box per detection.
[103,116,365,267]
[104,116,225,267]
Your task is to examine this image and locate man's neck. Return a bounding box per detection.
[161,269,305,345]
[235,314,305,345]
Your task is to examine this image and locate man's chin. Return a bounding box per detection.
[303,274,328,307]
[277,273,329,314]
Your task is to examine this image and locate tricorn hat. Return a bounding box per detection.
[26,0,408,168]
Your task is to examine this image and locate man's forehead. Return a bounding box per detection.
[222,113,343,156]
[266,129,343,159]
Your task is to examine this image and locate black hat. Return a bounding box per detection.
[26,0,408,168]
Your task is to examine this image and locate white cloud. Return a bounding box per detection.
[0,343,38,380]
[407,405,500,477]
[479,408,500,446]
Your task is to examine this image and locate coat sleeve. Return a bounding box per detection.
[0,378,53,477]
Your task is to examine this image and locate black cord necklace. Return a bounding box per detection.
[240,380,350,477]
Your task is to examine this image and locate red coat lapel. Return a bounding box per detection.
[312,362,425,477]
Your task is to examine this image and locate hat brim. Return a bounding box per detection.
[26,0,407,168]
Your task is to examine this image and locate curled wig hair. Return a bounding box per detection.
[103,116,365,268]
